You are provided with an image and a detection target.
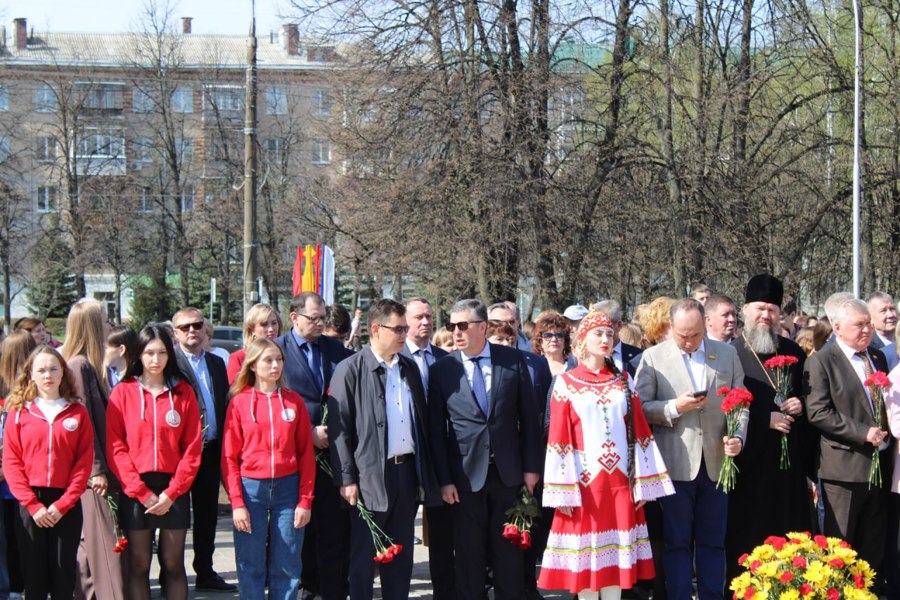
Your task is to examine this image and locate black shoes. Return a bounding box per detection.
[195,573,237,592]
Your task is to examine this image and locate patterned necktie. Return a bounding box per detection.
[470,356,489,417]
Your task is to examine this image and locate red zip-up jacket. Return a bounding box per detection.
[106,379,202,504]
[221,387,315,510]
[2,400,94,516]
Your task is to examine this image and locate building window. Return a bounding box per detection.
[76,82,125,110]
[0,85,8,112]
[264,138,284,165]
[0,136,8,162]
[134,136,154,163]
[172,87,193,113]
[311,89,331,116]
[139,187,154,212]
[133,87,154,112]
[36,186,58,212]
[178,138,194,163]
[265,87,288,115]
[35,136,57,162]
[311,140,331,164]
[179,188,195,212]
[77,128,125,160]
[205,85,243,112]
[35,84,58,113]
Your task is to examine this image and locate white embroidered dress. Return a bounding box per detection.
[538,365,674,593]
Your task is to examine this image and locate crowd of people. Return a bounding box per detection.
[0,275,898,600]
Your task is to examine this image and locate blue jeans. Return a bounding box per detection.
[234,474,304,600]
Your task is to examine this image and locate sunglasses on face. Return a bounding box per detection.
[541,332,566,340]
[447,320,484,332]
[175,321,204,332]
[378,324,410,334]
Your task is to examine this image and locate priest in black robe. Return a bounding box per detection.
[725,274,816,584]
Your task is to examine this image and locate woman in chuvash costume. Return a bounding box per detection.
[538,312,674,600]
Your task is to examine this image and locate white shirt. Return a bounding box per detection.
[372,350,416,459]
[34,397,68,423]
[462,343,493,397]
[681,340,707,393]
[835,338,874,406]
[612,341,625,374]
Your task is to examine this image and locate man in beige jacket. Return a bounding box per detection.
[635,298,747,600]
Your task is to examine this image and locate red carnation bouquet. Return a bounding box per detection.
[864,371,891,489]
[717,386,753,493]
[106,494,129,553]
[356,499,402,563]
[502,486,540,550]
[762,355,800,470]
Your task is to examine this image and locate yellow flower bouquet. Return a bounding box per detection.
[730,532,876,600]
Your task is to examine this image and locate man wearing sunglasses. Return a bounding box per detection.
[172,307,235,592]
[428,299,542,600]
[277,291,354,600]
[328,298,439,600]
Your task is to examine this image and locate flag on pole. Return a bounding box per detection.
[291,246,304,297]
[320,244,335,304]
[301,244,317,293]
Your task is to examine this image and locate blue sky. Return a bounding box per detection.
[3,0,292,36]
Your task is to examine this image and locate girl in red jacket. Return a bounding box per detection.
[106,325,202,600]
[1,346,94,599]
[222,337,315,600]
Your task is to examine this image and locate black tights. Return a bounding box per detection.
[125,529,187,600]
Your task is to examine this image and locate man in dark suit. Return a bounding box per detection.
[595,299,643,377]
[276,292,353,600]
[428,299,542,600]
[328,298,439,600]
[867,292,898,370]
[172,307,235,591]
[806,297,892,573]
[704,294,738,344]
[399,297,454,600]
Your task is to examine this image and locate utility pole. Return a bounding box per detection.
[242,0,259,314]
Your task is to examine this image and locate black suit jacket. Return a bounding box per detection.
[805,342,892,482]
[521,350,551,424]
[399,343,449,390]
[277,331,352,427]
[427,343,542,494]
[620,342,643,379]
[175,348,229,442]
[327,347,440,511]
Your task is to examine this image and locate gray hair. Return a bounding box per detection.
[867,291,894,305]
[833,298,869,326]
[487,302,511,316]
[451,299,488,322]
[594,299,623,324]
[670,298,705,320]
[823,292,854,322]
[503,300,520,319]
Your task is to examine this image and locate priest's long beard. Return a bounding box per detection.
[745,323,778,355]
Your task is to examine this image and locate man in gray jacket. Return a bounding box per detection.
[327,298,439,600]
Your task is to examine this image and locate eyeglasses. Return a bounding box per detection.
[378,324,410,334]
[298,314,325,325]
[175,321,204,332]
[447,320,484,332]
[541,332,566,340]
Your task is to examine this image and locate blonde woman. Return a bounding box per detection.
[221,338,315,599]
[2,347,94,599]
[62,300,125,600]
[227,304,283,384]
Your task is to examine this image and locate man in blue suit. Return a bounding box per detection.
[428,299,542,600]
[399,297,455,600]
[277,292,353,600]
